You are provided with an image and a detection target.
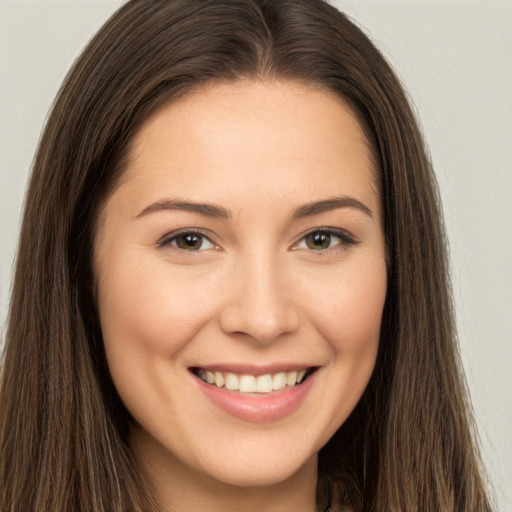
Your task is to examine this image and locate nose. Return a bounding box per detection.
[219,254,300,344]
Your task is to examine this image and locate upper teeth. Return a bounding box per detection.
[197,369,308,393]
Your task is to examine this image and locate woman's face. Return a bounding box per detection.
[94,80,387,491]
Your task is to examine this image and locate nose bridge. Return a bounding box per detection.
[220,247,300,343]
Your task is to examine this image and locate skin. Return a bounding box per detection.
[94,80,387,512]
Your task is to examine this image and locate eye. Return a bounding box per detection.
[294,229,356,252]
[158,231,216,251]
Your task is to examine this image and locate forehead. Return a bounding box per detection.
[111,79,380,221]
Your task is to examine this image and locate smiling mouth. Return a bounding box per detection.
[191,367,316,394]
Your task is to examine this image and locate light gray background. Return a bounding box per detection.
[1,1,511,510]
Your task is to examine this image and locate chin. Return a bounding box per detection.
[202,452,317,489]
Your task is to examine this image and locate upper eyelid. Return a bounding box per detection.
[293,226,357,245]
[157,228,216,246]
[156,226,356,248]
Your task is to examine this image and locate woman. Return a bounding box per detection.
[0,1,493,510]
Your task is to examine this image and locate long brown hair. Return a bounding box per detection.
[0,1,492,510]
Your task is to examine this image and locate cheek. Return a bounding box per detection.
[305,257,387,356]
[95,256,225,429]
[96,255,218,372]
[310,257,386,436]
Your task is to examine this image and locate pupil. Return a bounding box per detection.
[178,234,201,250]
[307,232,330,250]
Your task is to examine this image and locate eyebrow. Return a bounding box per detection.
[291,196,373,219]
[136,199,231,220]
[135,195,372,221]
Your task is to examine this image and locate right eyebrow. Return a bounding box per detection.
[135,199,232,220]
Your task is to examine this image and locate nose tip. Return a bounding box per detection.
[219,269,300,344]
[222,306,300,344]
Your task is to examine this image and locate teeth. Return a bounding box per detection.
[214,371,224,387]
[272,372,287,391]
[239,375,257,393]
[256,374,273,393]
[286,370,298,387]
[225,373,239,391]
[196,368,311,394]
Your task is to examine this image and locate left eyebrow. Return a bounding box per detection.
[291,196,373,220]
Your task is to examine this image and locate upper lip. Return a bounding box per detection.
[189,363,317,376]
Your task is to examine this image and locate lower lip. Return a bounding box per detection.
[194,372,316,423]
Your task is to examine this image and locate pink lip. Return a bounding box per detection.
[192,371,316,423]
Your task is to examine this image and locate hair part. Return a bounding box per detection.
[0,1,492,510]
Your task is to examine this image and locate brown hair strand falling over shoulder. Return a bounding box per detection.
[0,1,493,511]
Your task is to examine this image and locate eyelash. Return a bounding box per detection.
[157,229,217,252]
[157,228,357,253]
[293,228,357,253]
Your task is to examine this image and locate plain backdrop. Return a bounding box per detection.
[1,1,511,510]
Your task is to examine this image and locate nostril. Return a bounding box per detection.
[219,275,300,344]
[220,310,300,345]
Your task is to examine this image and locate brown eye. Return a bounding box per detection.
[159,231,216,251]
[175,233,204,250]
[304,231,333,250]
[295,229,356,252]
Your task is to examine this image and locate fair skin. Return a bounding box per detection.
[94,80,387,512]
